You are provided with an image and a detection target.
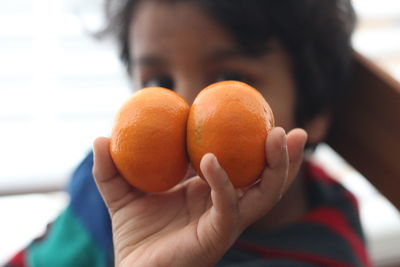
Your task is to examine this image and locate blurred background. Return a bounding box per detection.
[0,0,399,265]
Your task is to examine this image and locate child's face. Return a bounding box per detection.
[128,1,297,131]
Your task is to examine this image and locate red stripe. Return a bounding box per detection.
[303,207,372,267]
[7,250,27,267]
[235,241,353,267]
[307,162,360,214]
[306,161,338,185]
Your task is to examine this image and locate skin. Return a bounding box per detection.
[92,1,330,266]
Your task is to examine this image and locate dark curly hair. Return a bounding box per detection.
[102,0,356,127]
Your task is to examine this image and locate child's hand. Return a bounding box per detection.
[92,127,307,267]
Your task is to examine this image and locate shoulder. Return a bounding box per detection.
[219,161,372,267]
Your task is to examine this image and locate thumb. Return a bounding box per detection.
[92,137,142,211]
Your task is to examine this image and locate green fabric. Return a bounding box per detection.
[27,208,108,267]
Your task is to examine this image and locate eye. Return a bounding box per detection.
[215,72,250,84]
[143,76,174,90]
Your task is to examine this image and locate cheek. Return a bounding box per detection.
[256,43,297,131]
[258,79,297,131]
[270,101,296,131]
[131,69,141,91]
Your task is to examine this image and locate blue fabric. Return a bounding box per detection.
[67,152,113,258]
[4,155,369,267]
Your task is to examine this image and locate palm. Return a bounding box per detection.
[92,127,307,266]
[112,176,225,266]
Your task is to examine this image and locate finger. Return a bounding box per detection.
[200,153,238,220]
[238,127,288,227]
[285,128,308,192]
[92,137,143,211]
[93,137,118,183]
[260,127,288,197]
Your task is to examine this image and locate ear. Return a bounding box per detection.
[303,113,331,145]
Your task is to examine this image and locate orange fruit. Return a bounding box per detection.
[110,87,190,192]
[187,81,275,188]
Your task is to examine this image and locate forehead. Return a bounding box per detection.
[129,1,239,60]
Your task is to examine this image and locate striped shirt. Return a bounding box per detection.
[4,152,371,267]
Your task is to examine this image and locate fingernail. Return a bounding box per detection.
[281,131,287,150]
[210,153,220,169]
[211,155,231,185]
[302,133,308,149]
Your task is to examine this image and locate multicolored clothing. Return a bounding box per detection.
[4,152,371,267]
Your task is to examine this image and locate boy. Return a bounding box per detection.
[5,0,371,266]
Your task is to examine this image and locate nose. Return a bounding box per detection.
[174,75,208,104]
